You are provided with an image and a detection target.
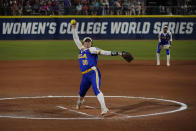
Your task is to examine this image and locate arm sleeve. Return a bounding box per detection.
[72,28,83,49]
[158,33,161,42]
[89,47,112,56]
[169,32,172,42]
[100,50,112,56]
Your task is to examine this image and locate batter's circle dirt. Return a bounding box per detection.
[0,60,196,131]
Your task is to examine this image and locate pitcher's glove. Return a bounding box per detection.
[122,51,134,63]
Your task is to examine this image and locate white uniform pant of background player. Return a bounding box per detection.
[157,43,170,66]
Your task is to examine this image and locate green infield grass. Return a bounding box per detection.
[0,40,195,60]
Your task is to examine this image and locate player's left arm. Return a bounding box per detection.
[89,47,134,63]
[89,47,121,56]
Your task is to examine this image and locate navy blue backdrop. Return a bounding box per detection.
[0,17,195,40]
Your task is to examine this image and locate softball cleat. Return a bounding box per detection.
[101,108,109,115]
[76,99,85,110]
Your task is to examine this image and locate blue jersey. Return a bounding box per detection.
[78,47,101,72]
[72,28,111,98]
[157,31,172,55]
[159,31,172,45]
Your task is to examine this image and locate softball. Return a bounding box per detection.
[71,19,76,25]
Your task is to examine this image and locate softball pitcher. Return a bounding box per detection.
[156,26,172,66]
[71,20,123,115]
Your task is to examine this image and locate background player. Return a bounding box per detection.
[71,20,122,115]
[156,26,172,66]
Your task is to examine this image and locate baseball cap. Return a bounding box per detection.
[163,26,168,29]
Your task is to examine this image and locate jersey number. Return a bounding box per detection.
[82,60,88,65]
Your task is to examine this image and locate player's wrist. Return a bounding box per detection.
[72,25,76,29]
[111,51,119,56]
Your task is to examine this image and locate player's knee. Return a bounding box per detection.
[79,93,86,97]
[79,91,86,97]
[94,91,100,96]
[92,87,101,96]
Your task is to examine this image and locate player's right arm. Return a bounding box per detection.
[158,32,161,43]
[168,31,172,45]
[72,25,83,49]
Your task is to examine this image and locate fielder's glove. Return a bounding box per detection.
[163,45,170,50]
[121,51,134,63]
